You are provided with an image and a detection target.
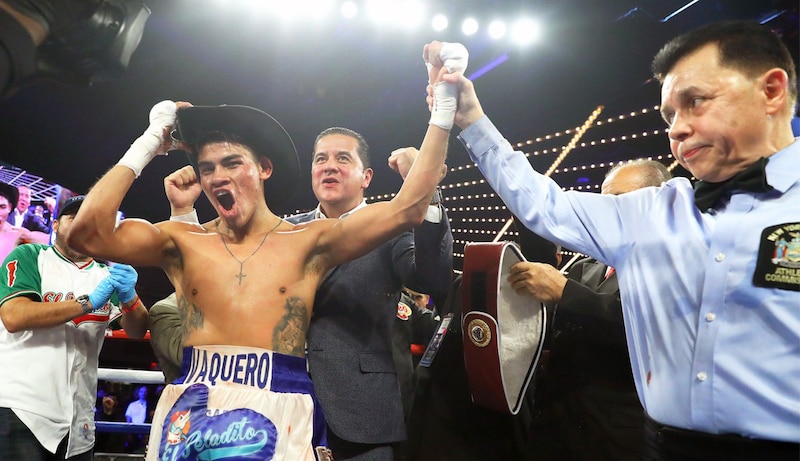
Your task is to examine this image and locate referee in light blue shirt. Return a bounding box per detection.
[431,20,800,461]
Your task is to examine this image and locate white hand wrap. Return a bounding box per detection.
[439,42,469,74]
[117,100,177,177]
[170,208,199,224]
[429,82,458,130]
[426,42,469,130]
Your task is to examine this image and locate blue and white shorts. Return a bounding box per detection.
[146,345,330,461]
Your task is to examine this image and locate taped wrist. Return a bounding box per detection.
[117,100,176,177]
[429,82,457,130]
[426,42,468,130]
[170,208,199,224]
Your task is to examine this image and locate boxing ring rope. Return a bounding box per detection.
[95,421,153,435]
[97,368,165,385]
[93,455,148,460]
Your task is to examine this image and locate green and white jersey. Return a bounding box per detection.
[0,244,121,457]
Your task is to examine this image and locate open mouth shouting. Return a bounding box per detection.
[215,190,235,211]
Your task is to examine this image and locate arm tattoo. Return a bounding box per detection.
[272,297,309,356]
[178,294,204,339]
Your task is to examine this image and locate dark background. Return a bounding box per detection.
[1,0,797,304]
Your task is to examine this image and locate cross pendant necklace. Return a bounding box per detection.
[217,218,282,285]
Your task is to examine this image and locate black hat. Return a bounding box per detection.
[174,105,300,207]
[57,195,85,219]
[0,182,18,210]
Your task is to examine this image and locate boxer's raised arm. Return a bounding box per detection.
[69,101,187,267]
[309,42,466,271]
[424,41,485,131]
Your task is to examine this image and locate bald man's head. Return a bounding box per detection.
[601,159,672,195]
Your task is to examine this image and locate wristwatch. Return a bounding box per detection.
[76,294,92,314]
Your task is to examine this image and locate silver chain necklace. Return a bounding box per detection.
[217,218,282,285]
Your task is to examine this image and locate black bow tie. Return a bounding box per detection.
[693,157,773,212]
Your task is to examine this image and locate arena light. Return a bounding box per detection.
[461,17,479,36]
[366,0,393,23]
[365,0,425,28]
[395,1,426,29]
[239,0,273,18]
[431,13,448,31]
[510,17,541,45]
[341,1,358,19]
[488,20,507,39]
[661,0,700,22]
[274,0,335,21]
[197,0,547,48]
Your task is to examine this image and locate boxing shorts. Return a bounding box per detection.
[146,345,331,461]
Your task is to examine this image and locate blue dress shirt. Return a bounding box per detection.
[458,115,800,442]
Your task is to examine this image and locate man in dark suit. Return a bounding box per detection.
[285,127,452,460]
[6,185,48,233]
[506,159,672,461]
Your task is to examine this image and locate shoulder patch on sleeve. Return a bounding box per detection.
[753,222,800,291]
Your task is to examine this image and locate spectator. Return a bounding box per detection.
[125,385,148,424]
[124,385,149,453]
[0,181,24,260]
[393,288,438,421]
[6,185,49,245]
[0,195,148,460]
[94,392,126,454]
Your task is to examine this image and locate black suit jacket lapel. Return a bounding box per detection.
[579,260,606,289]
[598,270,619,293]
[577,260,619,293]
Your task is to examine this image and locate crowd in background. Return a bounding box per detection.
[93,382,160,455]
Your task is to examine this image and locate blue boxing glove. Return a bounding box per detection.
[88,277,115,312]
[108,263,138,303]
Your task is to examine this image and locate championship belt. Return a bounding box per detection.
[461,241,547,415]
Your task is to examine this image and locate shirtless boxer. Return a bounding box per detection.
[69,43,467,461]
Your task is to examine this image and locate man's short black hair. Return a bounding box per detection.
[314,127,371,169]
[652,21,797,106]
[194,131,255,160]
